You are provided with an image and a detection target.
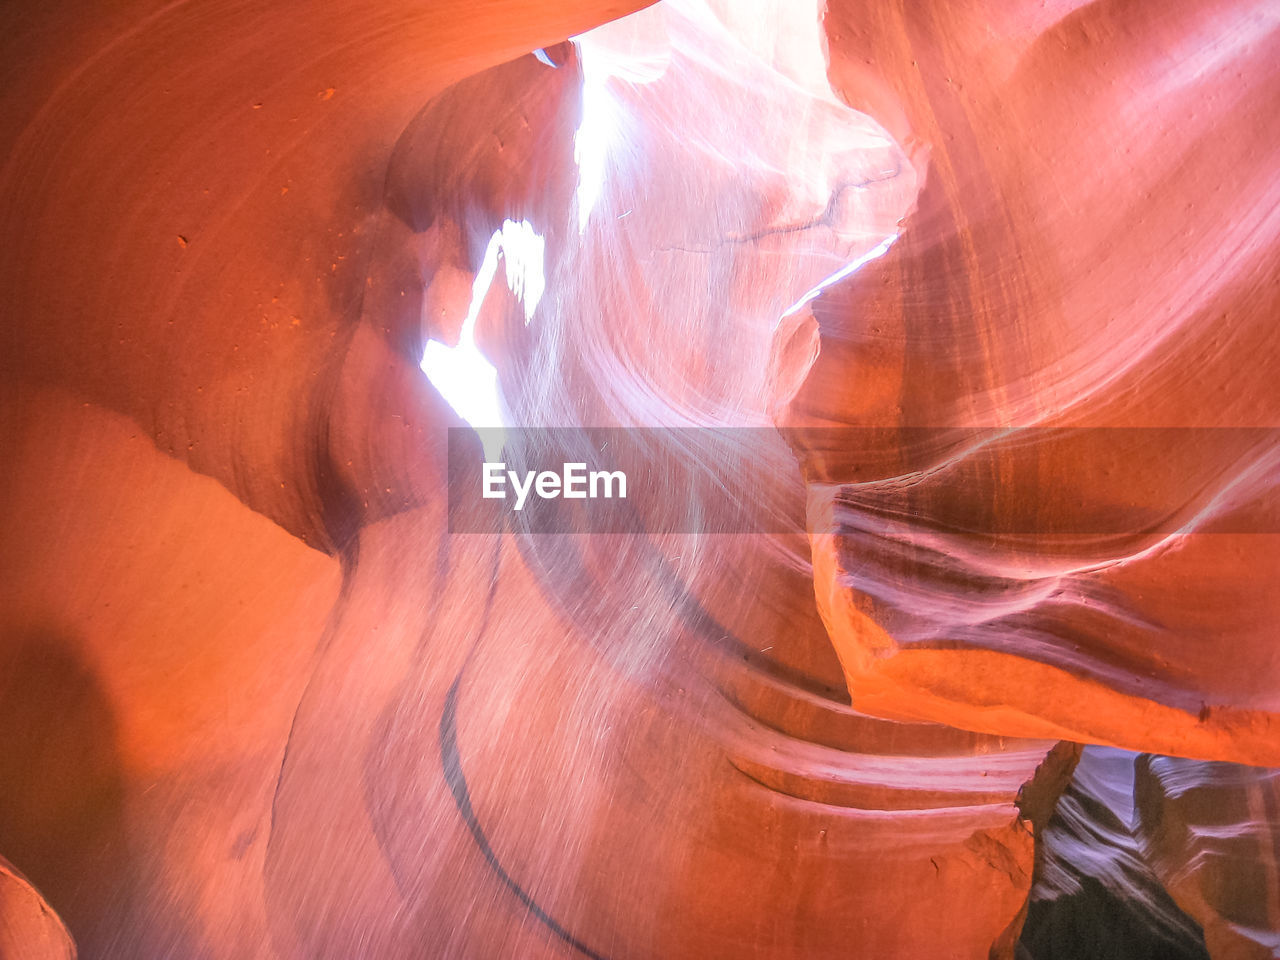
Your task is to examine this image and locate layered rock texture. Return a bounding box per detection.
[1,0,1276,958]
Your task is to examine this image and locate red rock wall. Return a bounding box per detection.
[1,0,1276,957]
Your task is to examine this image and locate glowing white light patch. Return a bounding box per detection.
[780,233,898,320]
[572,44,615,234]
[499,218,545,324]
[421,230,506,460]
[419,219,546,460]
[570,9,669,235]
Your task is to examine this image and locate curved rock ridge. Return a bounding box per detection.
[264,4,1074,955]
[1022,747,1211,960]
[777,0,1280,764]
[1,0,1277,956]
[1136,756,1280,959]
[263,512,1072,957]
[0,857,75,959]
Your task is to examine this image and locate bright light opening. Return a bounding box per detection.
[780,233,898,320]
[421,230,505,460]
[499,218,546,324]
[572,46,614,234]
[420,219,546,460]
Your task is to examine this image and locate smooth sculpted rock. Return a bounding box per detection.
[777,0,1280,764]
[1135,756,1280,959]
[266,2,1074,956]
[0,858,74,959]
[1021,748,1211,960]
[1,0,1273,956]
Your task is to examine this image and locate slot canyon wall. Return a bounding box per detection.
[0,0,1276,958]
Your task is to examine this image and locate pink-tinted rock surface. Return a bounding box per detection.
[780,0,1280,764]
[1,0,1277,957]
[1136,756,1280,959]
[1024,747,1212,958]
[0,857,74,959]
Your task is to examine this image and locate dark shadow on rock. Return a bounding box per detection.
[1019,774,1210,960]
[0,626,129,955]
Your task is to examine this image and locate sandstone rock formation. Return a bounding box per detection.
[1136,756,1280,960]
[1,0,1276,957]
[0,857,74,960]
[781,0,1280,765]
